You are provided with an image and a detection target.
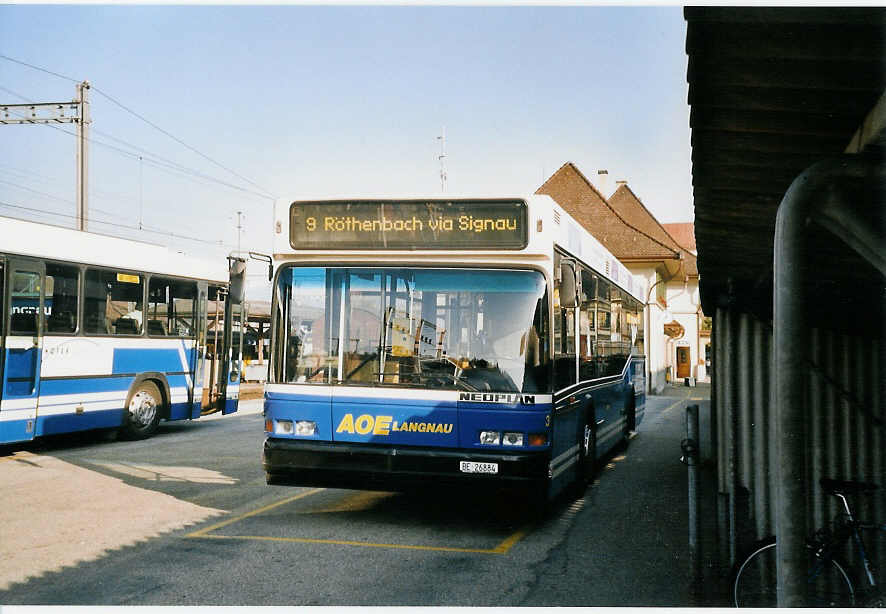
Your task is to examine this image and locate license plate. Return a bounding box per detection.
[460,461,498,474]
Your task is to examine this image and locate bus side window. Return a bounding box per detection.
[148,277,197,337]
[10,270,41,335]
[83,269,144,336]
[553,255,577,391]
[579,267,598,381]
[44,263,79,334]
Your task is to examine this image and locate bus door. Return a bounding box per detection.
[0,258,44,444]
[215,257,245,414]
[199,285,224,415]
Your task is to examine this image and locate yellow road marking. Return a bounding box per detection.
[491,526,530,554]
[661,387,696,414]
[661,397,686,414]
[186,488,325,537]
[301,490,392,514]
[186,487,530,555]
[190,525,531,555]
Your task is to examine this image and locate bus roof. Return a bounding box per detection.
[0,216,229,283]
[273,194,646,302]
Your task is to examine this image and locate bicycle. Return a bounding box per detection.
[733,478,885,607]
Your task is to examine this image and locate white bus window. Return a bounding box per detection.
[275,267,549,393]
[44,263,79,334]
[84,269,144,336]
[10,270,40,335]
[148,277,197,337]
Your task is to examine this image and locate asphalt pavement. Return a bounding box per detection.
[520,382,719,606]
[0,383,722,606]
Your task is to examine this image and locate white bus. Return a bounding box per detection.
[262,195,646,501]
[0,216,244,444]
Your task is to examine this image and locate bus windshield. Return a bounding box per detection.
[274,267,550,393]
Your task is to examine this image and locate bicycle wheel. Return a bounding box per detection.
[733,538,855,607]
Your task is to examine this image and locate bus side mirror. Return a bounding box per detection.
[249,251,273,282]
[560,261,579,308]
[228,257,247,306]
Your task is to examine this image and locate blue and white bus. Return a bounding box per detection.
[0,216,244,444]
[262,196,646,501]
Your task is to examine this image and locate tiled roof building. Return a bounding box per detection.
[537,161,708,393]
[662,222,696,254]
[537,162,698,279]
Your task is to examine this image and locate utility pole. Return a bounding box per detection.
[236,210,244,257]
[436,127,447,193]
[0,80,91,230]
[76,81,90,231]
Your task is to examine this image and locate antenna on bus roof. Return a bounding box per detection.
[436,126,447,193]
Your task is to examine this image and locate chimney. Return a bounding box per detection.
[596,169,610,198]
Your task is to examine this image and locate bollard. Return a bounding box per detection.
[682,404,702,601]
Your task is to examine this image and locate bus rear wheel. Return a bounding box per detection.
[121,381,162,440]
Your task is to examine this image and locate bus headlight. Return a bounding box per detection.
[275,419,294,435]
[295,420,317,436]
[502,432,524,446]
[479,431,500,445]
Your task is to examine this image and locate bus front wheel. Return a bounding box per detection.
[121,381,162,439]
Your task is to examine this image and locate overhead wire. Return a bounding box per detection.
[0,111,250,242]
[91,85,278,200]
[0,55,272,255]
[0,197,238,250]
[0,164,236,244]
[0,162,142,203]
[0,53,278,201]
[0,53,80,84]
[0,175,137,222]
[0,103,273,201]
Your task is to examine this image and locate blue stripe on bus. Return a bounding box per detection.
[38,376,135,396]
[0,418,35,444]
[169,401,192,421]
[265,395,331,440]
[458,405,552,450]
[6,347,38,381]
[112,348,184,375]
[36,408,125,436]
[265,389,552,449]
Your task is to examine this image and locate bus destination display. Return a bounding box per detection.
[289,200,527,250]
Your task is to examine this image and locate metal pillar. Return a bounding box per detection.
[0,83,88,228]
[684,404,702,598]
[76,81,90,231]
[773,154,886,606]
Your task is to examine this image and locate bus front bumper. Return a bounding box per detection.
[262,437,550,492]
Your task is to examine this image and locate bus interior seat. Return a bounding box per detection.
[147,319,166,336]
[47,311,75,333]
[84,312,108,334]
[114,318,139,335]
[10,312,37,334]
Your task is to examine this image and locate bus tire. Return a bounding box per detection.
[121,381,162,440]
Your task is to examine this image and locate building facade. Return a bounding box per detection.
[537,162,708,393]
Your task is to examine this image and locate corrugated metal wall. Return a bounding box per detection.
[712,306,885,572]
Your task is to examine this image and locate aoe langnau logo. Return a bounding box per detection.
[336,413,453,436]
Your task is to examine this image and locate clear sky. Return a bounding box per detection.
[0,4,691,291]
